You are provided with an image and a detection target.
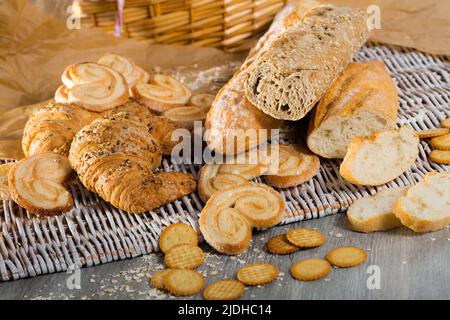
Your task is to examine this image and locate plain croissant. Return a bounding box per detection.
[69,110,196,213]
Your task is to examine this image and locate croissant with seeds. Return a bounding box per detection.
[69,110,196,213]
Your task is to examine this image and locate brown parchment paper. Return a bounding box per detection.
[1,0,449,160]
[325,0,450,56]
[0,0,243,159]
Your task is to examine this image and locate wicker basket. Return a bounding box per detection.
[74,0,286,51]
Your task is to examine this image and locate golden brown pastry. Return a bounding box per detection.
[0,163,14,200]
[189,93,215,110]
[132,74,192,113]
[54,85,70,104]
[69,111,196,213]
[62,62,129,112]
[199,183,285,255]
[98,53,150,89]
[163,106,208,131]
[198,166,250,203]
[104,101,181,155]
[264,144,320,188]
[22,102,99,157]
[198,147,271,202]
[8,152,73,216]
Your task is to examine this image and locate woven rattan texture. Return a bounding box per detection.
[0,43,449,281]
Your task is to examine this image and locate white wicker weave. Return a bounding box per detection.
[0,43,449,281]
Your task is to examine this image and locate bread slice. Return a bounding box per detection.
[307,61,398,159]
[340,126,419,186]
[347,187,408,233]
[393,172,450,232]
[245,6,369,120]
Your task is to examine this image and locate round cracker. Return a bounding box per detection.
[416,128,449,139]
[440,118,450,129]
[266,234,299,255]
[430,133,450,151]
[159,222,198,253]
[429,150,450,164]
[286,228,326,248]
[164,269,205,296]
[164,244,205,269]
[237,263,279,286]
[326,246,367,268]
[291,258,332,281]
[150,269,171,290]
[203,279,245,300]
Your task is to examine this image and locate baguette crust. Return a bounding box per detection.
[307,61,398,159]
[393,172,450,232]
[245,6,369,121]
[340,126,419,186]
[205,0,319,155]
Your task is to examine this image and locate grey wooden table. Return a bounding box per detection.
[0,212,449,300]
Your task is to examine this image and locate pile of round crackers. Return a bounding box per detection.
[416,117,450,164]
[151,223,368,299]
[267,228,367,281]
[151,222,281,300]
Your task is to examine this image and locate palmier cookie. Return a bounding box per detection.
[0,163,14,201]
[198,164,250,203]
[62,62,129,112]
[199,183,285,255]
[265,144,320,188]
[132,74,191,113]
[163,106,208,131]
[8,152,73,216]
[190,93,215,110]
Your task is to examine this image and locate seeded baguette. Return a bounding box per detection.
[307,61,398,159]
[245,6,369,121]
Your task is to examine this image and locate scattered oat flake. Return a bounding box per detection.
[335,233,343,238]
[430,237,436,241]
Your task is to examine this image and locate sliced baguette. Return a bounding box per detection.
[347,187,408,233]
[340,126,419,186]
[245,6,369,120]
[307,61,398,159]
[393,172,450,233]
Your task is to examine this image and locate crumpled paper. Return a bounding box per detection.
[325,0,450,56]
[0,0,449,160]
[0,0,243,159]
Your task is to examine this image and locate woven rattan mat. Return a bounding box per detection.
[1,43,449,281]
